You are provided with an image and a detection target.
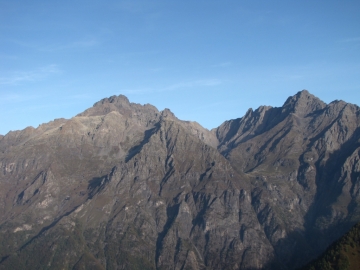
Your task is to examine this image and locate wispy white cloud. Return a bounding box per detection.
[0,92,47,105]
[0,64,60,85]
[6,37,99,52]
[40,39,99,52]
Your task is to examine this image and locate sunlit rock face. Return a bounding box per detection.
[0,90,360,270]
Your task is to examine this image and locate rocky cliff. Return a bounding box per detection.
[0,90,359,269]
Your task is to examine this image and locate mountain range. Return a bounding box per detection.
[0,90,359,269]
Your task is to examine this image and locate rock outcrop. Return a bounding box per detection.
[0,90,359,269]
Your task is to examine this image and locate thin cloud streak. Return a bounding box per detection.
[0,65,60,85]
[40,39,99,52]
[5,37,99,52]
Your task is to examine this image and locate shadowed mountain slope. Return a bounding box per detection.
[0,90,359,269]
[300,221,360,270]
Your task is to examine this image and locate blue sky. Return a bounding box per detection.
[1,1,360,135]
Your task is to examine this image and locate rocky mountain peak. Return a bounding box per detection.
[161,108,176,120]
[76,94,160,124]
[98,94,130,106]
[79,94,132,116]
[282,89,326,116]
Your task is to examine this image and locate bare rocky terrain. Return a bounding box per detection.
[0,90,359,269]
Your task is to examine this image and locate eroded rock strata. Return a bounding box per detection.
[0,90,359,269]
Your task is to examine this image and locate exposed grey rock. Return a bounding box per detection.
[0,90,359,269]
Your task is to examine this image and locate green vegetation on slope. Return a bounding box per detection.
[300,222,360,270]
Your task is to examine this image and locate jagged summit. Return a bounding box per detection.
[282,89,326,116]
[160,108,176,119]
[96,94,130,105]
[76,94,161,129]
